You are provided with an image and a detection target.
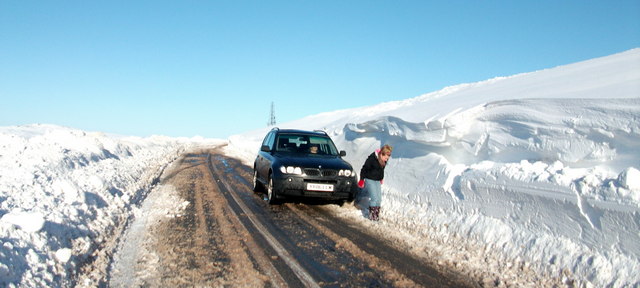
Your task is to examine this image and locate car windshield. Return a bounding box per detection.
[275,134,339,156]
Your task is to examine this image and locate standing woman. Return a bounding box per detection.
[358,144,392,221]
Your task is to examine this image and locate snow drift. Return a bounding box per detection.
[226,49,640,287]
[0,125,222,286]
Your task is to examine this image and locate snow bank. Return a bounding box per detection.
[0,124,223,287]
[226,49,640,287]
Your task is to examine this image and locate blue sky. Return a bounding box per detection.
[1,1,639,138]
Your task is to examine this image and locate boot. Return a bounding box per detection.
[369,206,380,221]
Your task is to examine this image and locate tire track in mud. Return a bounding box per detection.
[127,152,273,286]
[208,154,319,287]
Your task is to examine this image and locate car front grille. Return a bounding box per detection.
[304,168,337,177]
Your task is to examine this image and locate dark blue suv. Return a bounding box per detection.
[253,128,357,205]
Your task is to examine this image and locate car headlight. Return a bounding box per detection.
[280,166,302,175]
[339,169,353,177]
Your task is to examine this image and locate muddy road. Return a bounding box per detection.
[108,148,477,287]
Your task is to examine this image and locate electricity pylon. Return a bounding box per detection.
[268,102,276,126]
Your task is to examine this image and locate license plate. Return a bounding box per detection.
[307,183,334,192]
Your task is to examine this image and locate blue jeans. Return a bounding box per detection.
[364,178,382,207]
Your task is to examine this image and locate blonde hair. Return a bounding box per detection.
[380,144,393,156]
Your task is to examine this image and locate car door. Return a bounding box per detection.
[257,131,276,182]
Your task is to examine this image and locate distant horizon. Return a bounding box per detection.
[2,1,639,138]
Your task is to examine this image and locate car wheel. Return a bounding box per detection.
[267,175,279,205]
[252,169,262,192]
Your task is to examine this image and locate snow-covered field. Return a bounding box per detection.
[1,48,638,287]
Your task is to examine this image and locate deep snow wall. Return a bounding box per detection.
[0,124,215,287]
[338,98,640,286]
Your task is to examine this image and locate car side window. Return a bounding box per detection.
[262,131,275,150]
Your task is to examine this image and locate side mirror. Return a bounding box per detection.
[339,150,347,157]
[261,145,271,152]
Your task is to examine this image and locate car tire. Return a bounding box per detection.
[252,169,262,192]
[267,175,279,205]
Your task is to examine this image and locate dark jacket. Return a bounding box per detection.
[360,151,386,181]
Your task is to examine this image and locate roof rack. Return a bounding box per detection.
[271,128,327,135]
[314,129,328,135]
